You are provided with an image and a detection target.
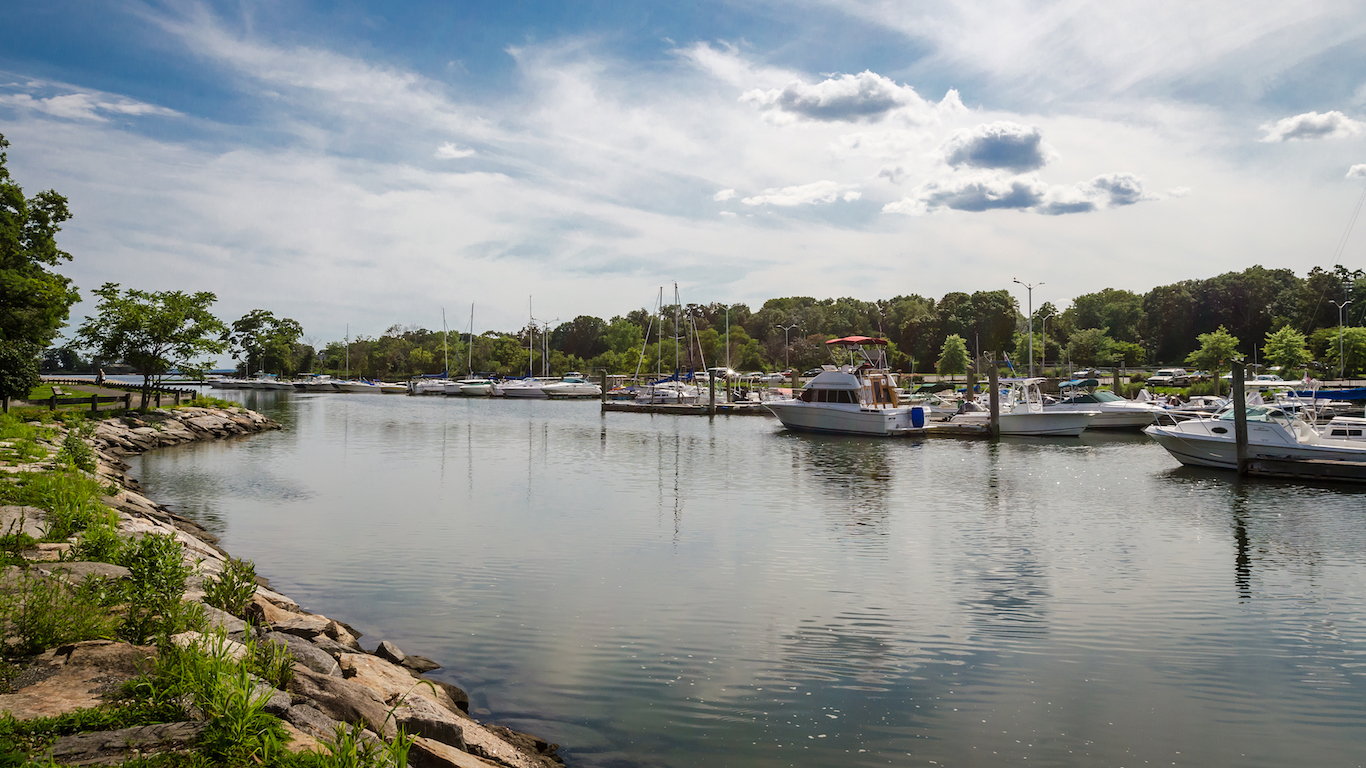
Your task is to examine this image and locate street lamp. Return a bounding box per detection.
[1333,299,1353,380]
[775,322,801,373]
[1014,278,1044,377]
[1040,313,1054,376]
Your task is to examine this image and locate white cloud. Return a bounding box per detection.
[1261,110,1365,142]
[719,210,737,217]
[741,180,862,206]
[1167,186,1193,197]
[713,188,737,201]
[1347,164,1366,179]
[741,71,962,124]
[0,80,178,122]
[941,122,1053,172]
[435,142,475,159]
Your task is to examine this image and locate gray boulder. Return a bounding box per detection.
[47,722,206,766]
[0,506,46,539]
[263,631,341,677]
[287,664,395,738]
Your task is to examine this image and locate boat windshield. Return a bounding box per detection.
[1217,405,1288,423]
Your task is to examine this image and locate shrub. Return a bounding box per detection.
[55,430,96,473]
[204,557,259,618]
[185,395,237,410]
[119,533,203,643]
[3,471,117,540]
[0,573,121,655]
[246,633,295,691]
[75,519,128,564]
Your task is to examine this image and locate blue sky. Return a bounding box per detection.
[4,1,1366,346]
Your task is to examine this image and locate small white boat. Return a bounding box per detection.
[764,336,928,437]
[542,375,602,399]
[334,380,383,393]
[411,378,453,395]
[1145,404,1366,469]
[294,375,338,392]
[950,378,1097,436]
[1045,379,1166,429]
[635,380,700,404]
[448,378,494,396]
[494,378,547,398]
[378,382,406,394]
[1322,416,1366,441]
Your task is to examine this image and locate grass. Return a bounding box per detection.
[204,558,259,618]
[0,471,120,541]
[183,394,238,410]
[0,573,122,655]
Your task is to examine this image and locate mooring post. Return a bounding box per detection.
[709,374,716,416]
[155,391,162,408]
[1113,362,1122,395]
[987,356,1000,437]
[599,370,608,407]
[123,393,131,410]
[1233,362,1248,475]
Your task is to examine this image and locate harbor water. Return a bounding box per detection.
[128,390,1366,767]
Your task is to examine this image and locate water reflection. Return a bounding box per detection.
[126,391,1366,768]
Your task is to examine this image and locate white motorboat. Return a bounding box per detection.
[410,378,453,395]
[949,378,1097,436]
[293,375,338,392]
[1322,416,1366,442]
[635,380,699,404]
[378,382,406,394]
[542,375,602,399]
[334,380,383,393]
[764,336,928,437]
[494,378,547,398]
[1144,404,1366,469]
[1045,379,1166,429]
[450,378,494,396]
[209,378,244,389]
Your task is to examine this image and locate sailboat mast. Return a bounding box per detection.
[345,324,350,381]
[674,283,680,376]
[528,296,534,377]
[441,308,448,377]
[468,303,475,376]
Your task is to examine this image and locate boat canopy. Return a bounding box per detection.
[1294,387,1366,401]
[826,336,888,347]
[1060,378,1099,389]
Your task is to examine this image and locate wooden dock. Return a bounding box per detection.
[601,402,773,416]
[1245,458,1366,483]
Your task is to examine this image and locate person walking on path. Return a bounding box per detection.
[95,368,105,386]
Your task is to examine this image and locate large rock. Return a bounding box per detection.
[287,664,395,738]
[272,615,331,639]
[263,631,341,677]
[35,561,132,583]
[201,604,248,634]
[0,505,46,538]
[246,593,300,624]
[338,653,461,714]
[169,631,250,662]
[284,703,346,742]
[410,736,504,768]
[375,640,407,665]
[0,641,155,720]
[46,722,206,766]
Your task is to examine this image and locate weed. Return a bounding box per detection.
[185,395,237,410]
[319,722,414,768]
[246,633,295,690]
[0,573,121,655]
[119,533,203,644]
[74,519,128,564]
[197,664,288,766]
[55,430,96,473]
[1,471,117,540]
[204,557,258,617]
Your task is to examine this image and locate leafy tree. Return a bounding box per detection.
[968,290,1019,352]
[1110,341,1146,366]
[552,315,608,360]
[0,340,39,409]
[1067,327,1113,367]
[225,309,304,377]
[937,334,969,381]
[1069,288,1144,343]
[1185,325,1241,394]
[1322,327,1366,378]
[1,134,81,402]
[1261,326,1310,372]
[1141,283,1196,363]
[75,283,227,408]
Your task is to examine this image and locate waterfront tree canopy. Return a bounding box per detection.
[0,133,79,402]
[75,283,228,407]
[226,310,305,378]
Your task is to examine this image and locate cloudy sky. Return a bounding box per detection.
[4,1,1366,344]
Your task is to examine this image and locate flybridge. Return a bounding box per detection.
[825,336,888,346]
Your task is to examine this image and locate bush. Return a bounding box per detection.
[75,519,128,563]
[204,557,259,618]
[2,471,118,540]
[0,573,121,655]
[119,533,203,643]
[56,430,96,473]
[186,395,237,410]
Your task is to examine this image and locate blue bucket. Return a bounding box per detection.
[910,406,925,428]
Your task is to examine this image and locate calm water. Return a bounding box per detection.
[128,390,1366,768]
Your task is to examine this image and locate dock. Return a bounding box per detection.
[1245,458,1366,483]
[601,402,773,416]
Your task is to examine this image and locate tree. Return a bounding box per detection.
[1262,326,1310,372]
[75,283,227,408]
[1323,327,1366,378]
[1185,325,1240,395]
[0,340,39,410]
[225,310,304,377]
[1,133,81,401]
[937,334,969,381]
[1067,328,1113,367]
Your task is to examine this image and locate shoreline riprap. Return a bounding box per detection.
[0,405,565,767]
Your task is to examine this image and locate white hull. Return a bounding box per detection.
[951,410,1095,436]
[1145,418,1366,470]
[412,380,451,395]
[460,382,494,396]
[543,383,602,399]
[335,381,382,393]
[1045,403,1161,429]
[765,401,926,436]
[495,381,546,398]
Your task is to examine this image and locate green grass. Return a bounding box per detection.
[22,385,57,402]
[183,395,237,410]
[0,471,119,541]
[0,573,122,656]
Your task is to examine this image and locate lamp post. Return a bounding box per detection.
[1040,313,1054,376]
[1327,297,1349,377]
[776,322,801,373]
[1014,278,1044,377]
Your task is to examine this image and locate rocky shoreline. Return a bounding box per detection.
[0,405,565,767]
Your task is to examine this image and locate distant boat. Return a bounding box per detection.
[764,336,927,437]
[335,380,383,394]
[1145,404,1366,469]
[1045,379,1165,429]
[494,378,547,398]
[949,378,1096,436]
[449,378,494,396]
[542,374,602,399]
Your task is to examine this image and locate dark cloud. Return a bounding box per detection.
[919,175,1045,212]
[887,172,1151,217]
[941,122,1051,172]
[742,71,961,123]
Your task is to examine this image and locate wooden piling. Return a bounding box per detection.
[599,370,608,405]
[987,357,1000,437]
[90,394,98,414]
[1232,363,1248,475]
[709,375,716,416]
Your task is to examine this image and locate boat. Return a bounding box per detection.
[494,378,547,398]
[1144,404,1366,469]
[949,378,1097,436]
[1322,416,1366,442]
[378,382,407,394]
[449,378,494,396]
[764,336,928,437]
[294,375,339,392]
[334,380,383,393]
[542,374,602,399]
[1044,379,1166,429]
[635,380,700,404]
[410,377,452,395]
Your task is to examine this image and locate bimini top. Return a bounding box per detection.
[826,336,888,347]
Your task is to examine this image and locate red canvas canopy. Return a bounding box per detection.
[826,335,889,346]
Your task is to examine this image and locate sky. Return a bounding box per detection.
[4,0,1366,347]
